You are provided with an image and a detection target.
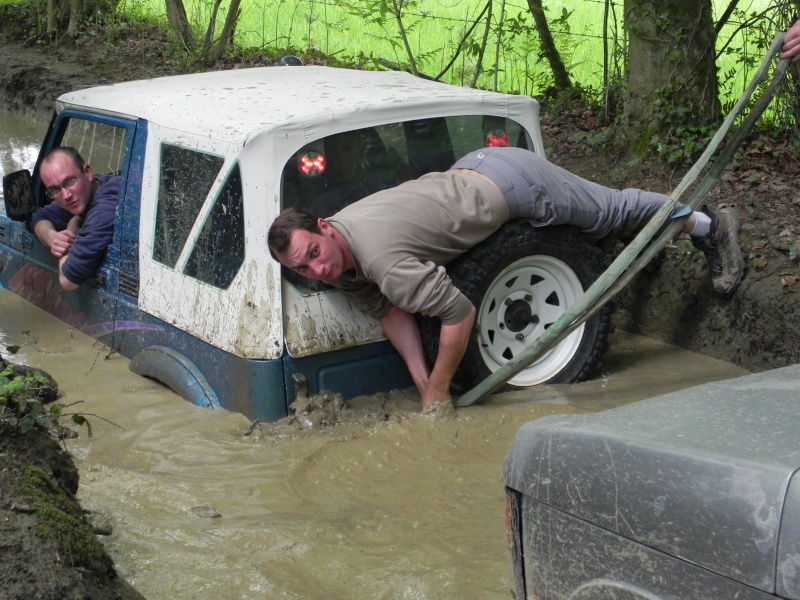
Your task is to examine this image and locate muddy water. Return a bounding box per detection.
[0,290,748,599]
[0,106,43,192]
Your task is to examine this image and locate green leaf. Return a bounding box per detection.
[71,414,93,438]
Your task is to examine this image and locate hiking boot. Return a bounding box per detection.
[692,206,745,296]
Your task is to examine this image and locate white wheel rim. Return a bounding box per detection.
[477,254,586,386]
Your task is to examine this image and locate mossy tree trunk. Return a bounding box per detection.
[45,0,118,38]
[525,0,575,95]
[621,0,719,156]
[201,0,242,63]
[165,0,196,49]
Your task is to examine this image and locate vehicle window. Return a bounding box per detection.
[184,163,245,289]
[280,115,530,293]
[153,144,223,269]
[59,119,128,177]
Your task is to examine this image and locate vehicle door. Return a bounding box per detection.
[4,111,137,332]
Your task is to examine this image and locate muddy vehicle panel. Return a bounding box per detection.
[503,365,800,599]
[1,65,612,420]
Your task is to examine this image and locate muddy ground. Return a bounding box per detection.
[1,11,800,599]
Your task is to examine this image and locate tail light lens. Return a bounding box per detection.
[298,151,326,177]
[485,129,509,147]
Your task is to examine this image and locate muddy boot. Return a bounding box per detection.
[692,206,745,296]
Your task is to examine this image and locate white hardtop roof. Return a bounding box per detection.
[56,66,538,144]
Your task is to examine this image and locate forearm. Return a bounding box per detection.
[58,255,80,292]
[34,220,56,248]
[379,306,430,393]
[423,306,475,407]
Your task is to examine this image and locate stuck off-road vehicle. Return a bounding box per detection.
[1,65,611,420]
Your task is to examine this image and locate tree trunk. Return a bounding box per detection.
[525,0,574,93]
[46,0,57,35]
[165,0,196,49]
[67,0,80,36]
[44,0,117,38]
[622,0,719,155]
[206,0,242,63]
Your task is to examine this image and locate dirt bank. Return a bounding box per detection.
[0,357,145,600]
[543,108,800,372]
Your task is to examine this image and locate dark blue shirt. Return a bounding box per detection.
[31,174,119,285]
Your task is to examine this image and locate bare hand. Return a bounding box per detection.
[782,21,800,62]
[49,229,76,258]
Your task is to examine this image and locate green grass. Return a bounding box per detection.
[96,0,784,108]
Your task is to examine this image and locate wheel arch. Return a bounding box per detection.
[129,345,221,409]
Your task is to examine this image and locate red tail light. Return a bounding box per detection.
[298,151,326,176]
[485,129,509,147]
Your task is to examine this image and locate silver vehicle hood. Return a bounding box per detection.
[504,364,800,595]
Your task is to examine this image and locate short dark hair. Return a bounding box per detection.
[268,207,321,260]
[41,146,86,170]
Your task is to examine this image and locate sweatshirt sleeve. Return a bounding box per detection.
[61,176,119,285]
[377,257,474,325]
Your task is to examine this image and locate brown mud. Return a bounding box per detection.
[0,357,145,600]
[1,12,799,598]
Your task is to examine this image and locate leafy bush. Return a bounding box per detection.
[0,364,91,438]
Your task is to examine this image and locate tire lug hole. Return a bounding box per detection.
[516,333,525,341]
[524,294,533,302]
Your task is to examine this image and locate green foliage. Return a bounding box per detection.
[0,365,91,439]
[649,89,715,165]
[2,0,793,130]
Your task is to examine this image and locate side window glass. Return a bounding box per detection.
[60,119,128,176]
[43,117,129,210]
[184,164,245,289]
[154,144,223,268]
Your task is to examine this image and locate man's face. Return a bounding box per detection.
[277,220,347,283]
[40,154,94,216]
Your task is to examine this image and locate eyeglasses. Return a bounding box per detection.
[46,176,80,199]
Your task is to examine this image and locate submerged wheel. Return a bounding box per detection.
[419,221,614,393]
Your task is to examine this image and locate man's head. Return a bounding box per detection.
[40,147,94,216]
[268,207,350,282]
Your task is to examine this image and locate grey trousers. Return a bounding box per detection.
[450,147,670,240]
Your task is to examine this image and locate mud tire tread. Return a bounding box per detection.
[419,221,615,394]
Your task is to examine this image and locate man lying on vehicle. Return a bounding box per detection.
[267,147,744,410]
[32,147,119,292]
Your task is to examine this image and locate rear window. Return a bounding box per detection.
[281,115,530,218]
[280,115,530,292]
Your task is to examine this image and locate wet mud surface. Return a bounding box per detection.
[0,291,749,600]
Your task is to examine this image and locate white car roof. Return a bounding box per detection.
[56,66,540,145]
